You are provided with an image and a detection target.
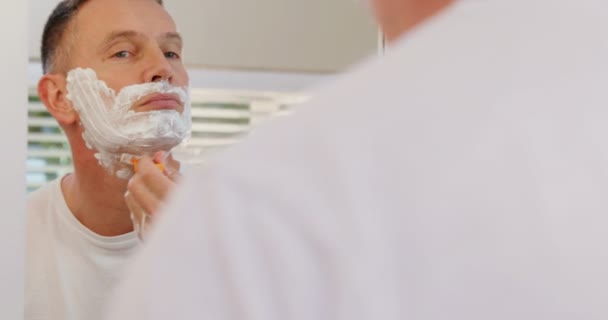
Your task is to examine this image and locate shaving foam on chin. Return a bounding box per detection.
[66,68,192,179]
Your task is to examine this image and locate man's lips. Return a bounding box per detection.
[137,93,183,112]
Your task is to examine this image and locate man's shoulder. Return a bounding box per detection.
[26,178,62,219]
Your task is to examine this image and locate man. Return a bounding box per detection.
[108,0,608,319]
[26,0,188,319]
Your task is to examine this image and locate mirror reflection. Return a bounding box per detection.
[25,0,377,319]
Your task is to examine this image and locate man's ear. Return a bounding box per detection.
[37,74,78,125]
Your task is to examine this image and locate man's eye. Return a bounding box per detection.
[113,51,131,58]
[165,51,180,59]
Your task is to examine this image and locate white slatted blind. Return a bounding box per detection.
[27,89,306,191]
[27,96,72,191]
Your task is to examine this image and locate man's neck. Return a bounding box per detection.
[377,0,455,44]
[61,155,134,237]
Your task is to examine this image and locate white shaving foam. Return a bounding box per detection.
[66,68,191,179]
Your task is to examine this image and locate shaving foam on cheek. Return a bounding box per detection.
[66,68,192,179]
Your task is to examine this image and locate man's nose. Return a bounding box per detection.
[143,48,173,83]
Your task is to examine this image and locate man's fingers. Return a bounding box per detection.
[127,153,178,219]
[154,151,181,182]
[124,191,144,225]
[134,156,174,198]
[153,151,166,164]
[124,191,150,240]
[127,175,164,215]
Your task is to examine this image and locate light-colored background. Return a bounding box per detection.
[0,0,27,318]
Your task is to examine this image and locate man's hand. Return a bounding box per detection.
[125,151,181,240]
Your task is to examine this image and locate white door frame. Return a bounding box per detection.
[0,1,28,318]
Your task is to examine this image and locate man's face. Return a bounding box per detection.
[66,0,188,113]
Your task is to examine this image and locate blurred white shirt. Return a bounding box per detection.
[107,1,608,319]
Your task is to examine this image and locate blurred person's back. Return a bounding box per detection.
[107,1,608,319]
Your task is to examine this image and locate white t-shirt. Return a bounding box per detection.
[107,1,608,319]
[26,177,139,320]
